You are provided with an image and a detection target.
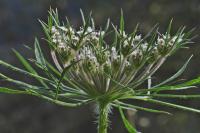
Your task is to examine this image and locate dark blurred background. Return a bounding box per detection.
[0,0,200,133]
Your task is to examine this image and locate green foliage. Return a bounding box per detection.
[34,38,47,68]
[119,107,137,133]
[0,9,199,133]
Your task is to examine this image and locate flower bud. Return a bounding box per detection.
[131,50,143,67]
[104,60,112,75]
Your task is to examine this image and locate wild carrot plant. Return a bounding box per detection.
[0,9,200,133]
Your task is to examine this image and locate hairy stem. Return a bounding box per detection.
[98,103,109,133]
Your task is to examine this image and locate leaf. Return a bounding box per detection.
[80,9,86,26]
[136,71,200,94]
[36,93,91,107]
[13,49,36,73]
[104,18,110,32]
[46,61,61,76]
[165,19,173,40]
[55,60,81,99]
[0,87,28,94]
[0,86,52,97]
[114,101,171,115]
[0,86,88,107]
[180,76,200,86]
[145,27,158,53]
[120,9,125,33]
[47,61,85,93]
[34,38,46,68]
[76,13,91,48]
[139,94,200,99]
[111,24,119,47]
[119,107,137,133]
[153,55,193,88]
[103,72,133,93]
[0,73,40,90]
[137,86,196,93]
[91,17,95,29]
[133,97,200,114]
[48,10,53,28]
[38,20,55,49]
[129,24,139,43]
[150,99,200,113]
[167,19,173,35]
[13,49,48,88]
[49,8,60,26]
[0,60,52,83]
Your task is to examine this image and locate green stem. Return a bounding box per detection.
[98,103,109,133]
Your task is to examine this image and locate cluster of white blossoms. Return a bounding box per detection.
[51,25,104,66]
[39,10,189,93]
[50,25,184,79]
[156,34,183,55]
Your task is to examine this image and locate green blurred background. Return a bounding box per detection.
[0,0,200,133]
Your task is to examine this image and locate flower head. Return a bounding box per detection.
[46,14,189,96]
[0,9,198,133]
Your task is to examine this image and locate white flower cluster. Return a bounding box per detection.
[50,25,107,68]
[51,26,65,47]
[50,25,184,73]
[156,34,183,55]
[51,26,105,48]
[78,46,99,67]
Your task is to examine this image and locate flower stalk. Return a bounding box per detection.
[98,102,110,133]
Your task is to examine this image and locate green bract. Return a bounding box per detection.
[0,9,199,133]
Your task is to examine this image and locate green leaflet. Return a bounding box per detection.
[80,9,86,26]
[181,76,200,86]
[0,87,87,108]
[46,61,84,92]
[129,24,139,46]
[140,74,200,93]
[137,86,196,93]
[39,20,55,49]
[55,60,81,99]
[0,60,53,83]
[0,87,28,94]
[153,55,193,88]
[138,94,200,99]
[104,18,110,32]
[119,107,137,133]
[120,9,124,33]
[35,91,91,107]
[148,99,200,113]
[166,19,173,39]
[0,73,54,97]
[132,97,200,114]
[13,49,36,73]
[114,101,171,115]
[13,49,48,88]
[34,38,47,68]
[0,73,39,89]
